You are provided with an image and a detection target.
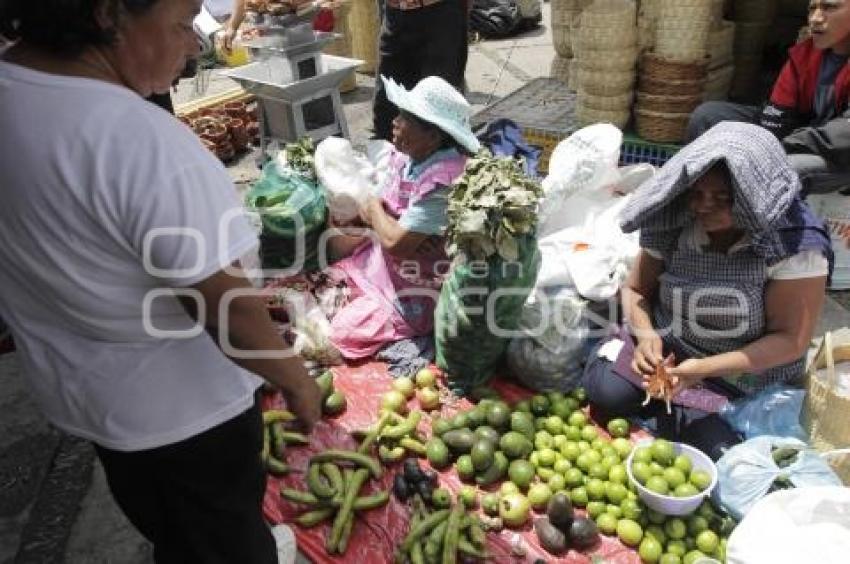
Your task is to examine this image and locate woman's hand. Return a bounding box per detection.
[358,196,382,227]
[220,24,237,52]
[281,373,323,432]
[666,358,711,396]
[631,333,663,377]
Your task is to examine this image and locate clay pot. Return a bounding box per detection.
[224,101,247,119]
[228,118,250,150]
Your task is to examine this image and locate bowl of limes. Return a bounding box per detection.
[625,438,717,516]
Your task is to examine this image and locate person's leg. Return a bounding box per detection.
[684,101,761,143]
[583,356,649,420]
[97,400,276,564]
[788,153,850,195]
[678,410,742,461]
[419,1,468,92]
[372,9,419,141]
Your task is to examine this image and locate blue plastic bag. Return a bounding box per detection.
[719,384,807,441]
[716,435,843,520]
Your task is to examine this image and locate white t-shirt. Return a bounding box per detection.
[0,62,262,451]
[644,223,829,280]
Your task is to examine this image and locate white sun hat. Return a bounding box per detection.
[382,75,481,154]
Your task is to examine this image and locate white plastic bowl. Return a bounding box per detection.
[625,439,718,516]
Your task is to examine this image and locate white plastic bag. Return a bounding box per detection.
[715,435,843,521]
[365,139,395,195]
[274,288,342,365]
[314,137,379,223]
[727,486,850,564]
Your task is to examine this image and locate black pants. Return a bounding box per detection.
[583,355,742,461]
[95,400,276,564]
[372,1,469,141]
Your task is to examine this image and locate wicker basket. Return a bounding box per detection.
[659,0,713,9]
[577,103,631,128]
[655,28,709,61]
[577,45,638,70]
[732,0,777,22]
[658,4,713,23]
[640,0,659,17]
[641,51,708,81]
[578,24,638,50]
[636,91,702,113]
[322,2,356,92]
[578,90,633,111]
[635,107,690,143]
[553,23,573,57]
[734,21,771,55]
[639,75,705,96]
[579,0,636,28]
[708,20,735,69]
[550,54,573,83]
[709,0,725,26]
[578,68,636,96]
[348,0,379,74]
[702,64,734,100]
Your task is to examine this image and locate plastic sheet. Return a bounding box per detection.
[262,361,647,563]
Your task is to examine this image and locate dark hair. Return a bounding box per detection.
[0,0,160,56]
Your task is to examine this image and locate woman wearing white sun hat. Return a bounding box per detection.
[327,74,480,359]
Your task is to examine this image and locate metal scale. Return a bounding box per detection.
[223,6,362,155]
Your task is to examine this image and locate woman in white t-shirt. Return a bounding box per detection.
[0,1,320,562]
[583,122,833,461]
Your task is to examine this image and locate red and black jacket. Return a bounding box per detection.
[760,38,850,139]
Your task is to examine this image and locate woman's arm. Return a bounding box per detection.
[190,265,322,429]
[669,275,827,388]
[361,196,429,257]
[222,0,247,50]
[622,250,665,375]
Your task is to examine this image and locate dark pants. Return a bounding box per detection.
[372,1,468,141]
[583,354,742,461]
[95,400,276,564]
[685,100,850,195]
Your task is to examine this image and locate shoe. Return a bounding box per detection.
[270,524,297,564]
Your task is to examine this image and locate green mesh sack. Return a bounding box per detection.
[245,161,327,238]
[435,235,540,394]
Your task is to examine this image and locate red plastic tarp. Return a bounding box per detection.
[263,361,645,564]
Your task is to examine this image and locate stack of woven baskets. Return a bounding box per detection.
[348,0,379,75]
[633,0,712,142]
[321,0,356,92]
[729,0,776,100]
[549,0,593,90]
[638,0,658,53]
[704,0,735,100]
[574,0,637,129]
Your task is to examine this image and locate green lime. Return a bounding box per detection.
[554,458,572,474]
[646,508,667,525]
[577,440,592,453]
[673,454,693,475]
[666,539,687,556]
[650,462,666,476]
[646,476,670,495]
[586,478,607,500]
[609,464,628,485]
[687,515,710,536]
[561,441,581,462]
[689,469,712,491]
[606,482,629,504]
[683,550,706,564]
[564,467,585,488]
[606,504,623,519]
[570,486,589,507]
[664,518,687,540]
[620,498,644,521]
[695,530,719,555]
[544,415,564,435]
[645,524,667,546]
[534,430,554,451]
[596,512,618,535]
[650,439,676,466]
[612,438,633,459]
[580,425,599,442]
[568,411,587,427]
[500,481,520,496]
[508,459,535,491]
[588,462,609,480]
[633,446,653,464]
[639,536,663,563]
[607,417,630,438]
[564,425,582,441]
[674,483,699,498]
[659,554,682,564]
[663,467,687,489]
[591,437,610,451]
[632,461,654,484]
[537,466,555,481]
[548,472,567,492]
[616,518,644,547]
[586,500,607,519]
[553,434,568,450]
[538,448,557,467]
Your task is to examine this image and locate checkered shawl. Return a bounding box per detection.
[619,122,833,270]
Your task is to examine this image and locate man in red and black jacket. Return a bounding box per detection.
[686,1,850,197]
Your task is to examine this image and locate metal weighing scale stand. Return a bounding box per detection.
[224,4,363,162]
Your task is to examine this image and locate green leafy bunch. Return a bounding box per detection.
[283,137,316,179]
[446,150,543,261]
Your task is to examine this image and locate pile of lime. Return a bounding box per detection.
[629,439,713,497]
